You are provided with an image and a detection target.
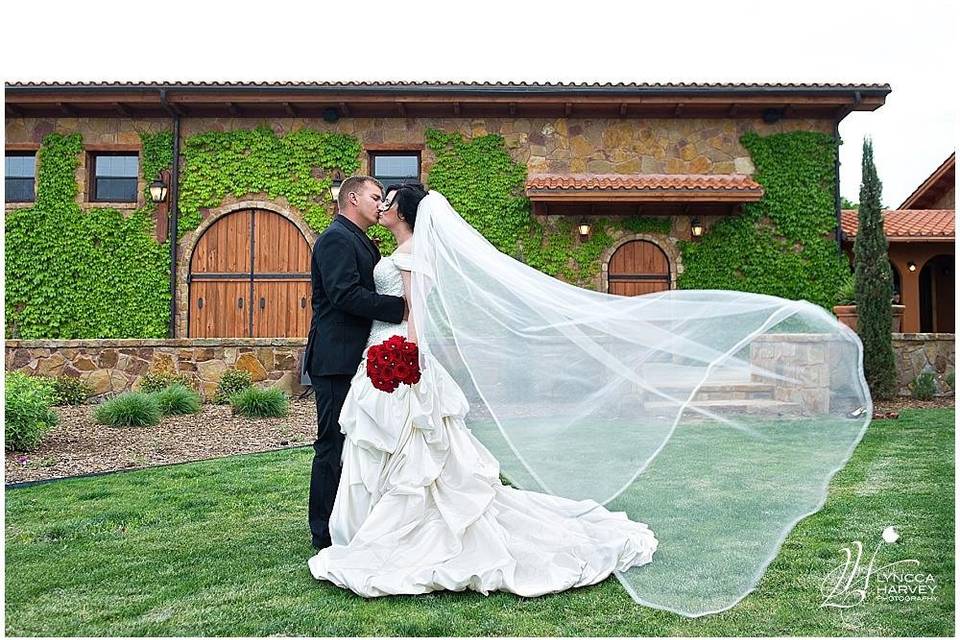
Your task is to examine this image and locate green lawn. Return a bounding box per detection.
[4,408,954,636]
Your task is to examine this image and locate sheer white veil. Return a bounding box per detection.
[409,190,872,617]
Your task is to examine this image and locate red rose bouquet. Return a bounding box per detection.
[366,335,421,393]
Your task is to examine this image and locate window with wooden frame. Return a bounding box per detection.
[5,152,36,203]
[369,152,421,189]
[88,152,139,202]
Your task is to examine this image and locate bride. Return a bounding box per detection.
[308,183,658,597]
[308,183,871,617]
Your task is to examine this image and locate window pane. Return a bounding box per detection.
[373,155,418,178]
[95,154,139,178]
[5,177,35,202]
[5,154,35,178]
[95,177,138,201]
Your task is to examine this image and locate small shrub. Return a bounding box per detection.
[5,372,58,452]
[139,371,194,394]
[94,392,161,427]
[153,384,201,416]
[215,369,254,405]
[230,386,289,418]
[908,372,937,401]
[946,370,955,392]
[37,375,93,405]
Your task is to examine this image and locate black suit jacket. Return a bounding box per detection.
[303,215,406,378]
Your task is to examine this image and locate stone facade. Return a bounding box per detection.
[4,338,309,401]
[6,114,836,337]
[892,333,955,396]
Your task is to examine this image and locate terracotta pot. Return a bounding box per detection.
[832,304,907,332]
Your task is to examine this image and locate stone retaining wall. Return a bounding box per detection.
[5,333,956,403]
[892,333,955,396]
[5,338,309,401]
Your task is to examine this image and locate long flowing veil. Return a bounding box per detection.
[408,191,872,617]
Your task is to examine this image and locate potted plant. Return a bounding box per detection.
[833,273,906,332]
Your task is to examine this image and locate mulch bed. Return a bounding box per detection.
[5,395,954,486]
[5,398,318,485]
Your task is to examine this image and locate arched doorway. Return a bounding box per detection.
[919,254,955,332]
[188,208,312,337]
[607,240,671,296]
[890,261,902,304]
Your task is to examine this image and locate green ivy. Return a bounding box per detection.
[5,132,171,339]
[424,129,616,284]
[677,131,849,308]
[177,126,361,238]
[623,216,672,236]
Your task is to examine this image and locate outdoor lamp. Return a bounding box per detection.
[691,217,703,238]
[578,219,591,239]
[330,171,344,203]
[907,261,917,272]
[149,175,168,203]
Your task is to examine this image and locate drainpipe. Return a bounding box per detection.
[833,119,843,254]
[835,91,862,254]
[159,89,182,338]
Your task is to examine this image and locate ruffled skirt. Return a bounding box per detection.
[307,354,658,597]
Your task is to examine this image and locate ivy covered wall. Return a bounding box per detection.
[5,132,172,339]
[5,122,845,339]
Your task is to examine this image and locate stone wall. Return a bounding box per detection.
[4,338,309,401]
[892,333,955,396]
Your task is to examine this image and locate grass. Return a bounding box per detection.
[4,408,954,636]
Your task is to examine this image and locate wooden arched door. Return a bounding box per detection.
[189,209,312,337]
[607,240,671,296]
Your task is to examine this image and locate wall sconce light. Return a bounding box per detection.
[690,217,703,238]
[330,170,344,204]
[578,219,591,239]
[149,173,168,203]
[907,261,917,272]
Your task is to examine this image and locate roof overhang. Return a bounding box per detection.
[5,81,890,120]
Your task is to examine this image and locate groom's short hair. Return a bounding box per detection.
[338,175,383,211]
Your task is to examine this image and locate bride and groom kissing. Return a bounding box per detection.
[301,175,658,598]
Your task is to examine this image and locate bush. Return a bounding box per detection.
[36,375,93,405]
[214,369,254,404]
[909,372,937,401]
[94,392,161,427]
[139,371,195,394]
[153,384,201,416]
[230,387,289,418]
[5,372,58,452]
[946,370,955,392]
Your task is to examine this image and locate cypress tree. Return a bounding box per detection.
[854,138,897,399]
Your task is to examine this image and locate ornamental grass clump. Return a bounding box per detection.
[229,387,289,418]
[5,372,58,452]
[214,369,254,405]
[153,384,201,416]
[94,392,161,427]
[909,372,937,401]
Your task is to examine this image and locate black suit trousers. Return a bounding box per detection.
[308,373,353,547]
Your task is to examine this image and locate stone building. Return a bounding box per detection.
[5,81,890,339]
[16,81,936,400]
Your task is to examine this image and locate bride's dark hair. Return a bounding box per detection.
[384,182,428,231]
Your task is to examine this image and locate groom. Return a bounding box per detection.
[303,175,407,550]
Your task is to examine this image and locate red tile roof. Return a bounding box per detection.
[527,173,762,192]
[4,81,892,90]
[840,209,955,241]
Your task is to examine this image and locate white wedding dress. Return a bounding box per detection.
[307,251,658,598]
